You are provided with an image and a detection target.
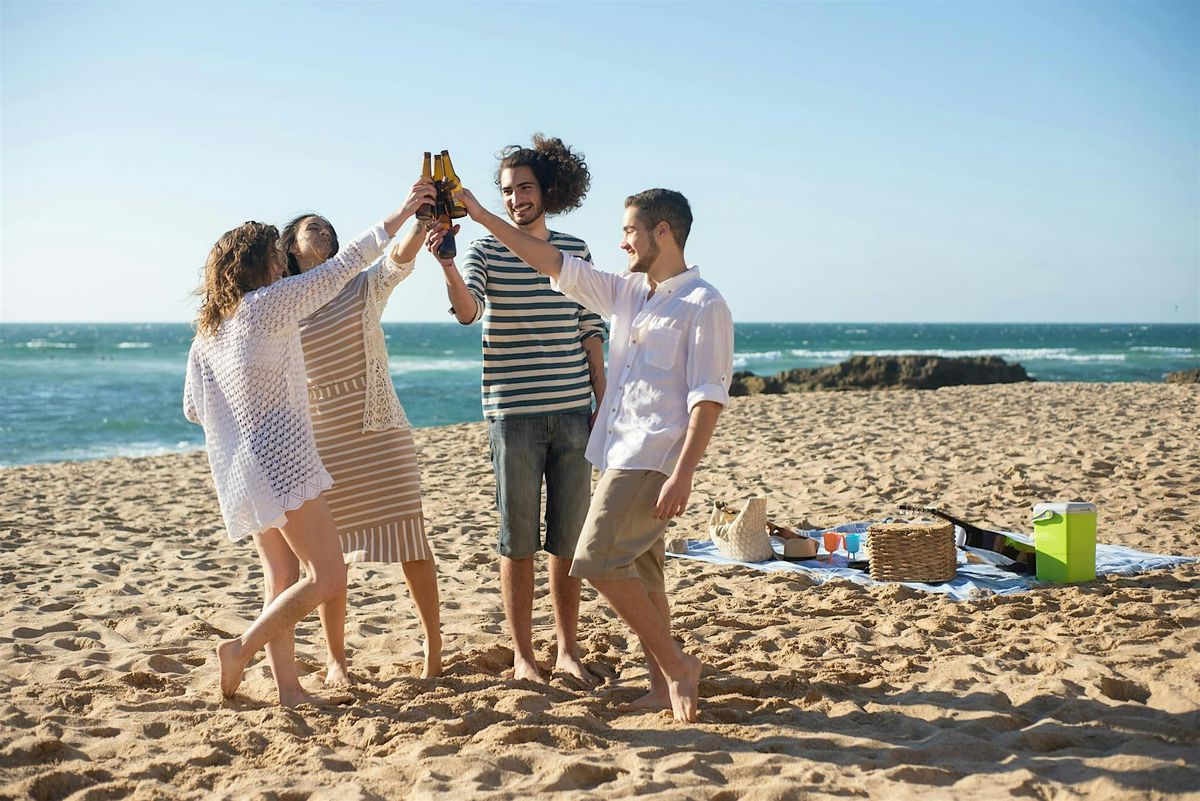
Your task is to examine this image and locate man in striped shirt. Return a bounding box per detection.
[432,136,606,685]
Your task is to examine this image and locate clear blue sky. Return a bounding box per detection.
[2,0,1197,323]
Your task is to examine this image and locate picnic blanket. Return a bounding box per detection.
[666,521,1196,600]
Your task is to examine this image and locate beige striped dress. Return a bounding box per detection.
[298,257,432,564]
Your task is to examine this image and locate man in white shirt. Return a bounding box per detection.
[445,186,733,723]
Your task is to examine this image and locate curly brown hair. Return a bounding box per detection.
[195,221,280,336]
[495,133,591,215]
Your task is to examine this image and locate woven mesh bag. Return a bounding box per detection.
[708,498,773,562]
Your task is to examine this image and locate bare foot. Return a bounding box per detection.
[279,686,354,708]
[620,689,670,712]
[324,661,353,688]
[513,656,547,684]
[216,638,245,698]
[666,653,703,723]
[422,636,443,679]
[554,651,598,686]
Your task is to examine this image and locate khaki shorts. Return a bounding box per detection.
[569,469,670,594]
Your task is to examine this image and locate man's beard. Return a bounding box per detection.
[510,204,545,228]
[628,238,660,273]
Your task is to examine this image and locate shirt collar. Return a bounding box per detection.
[647,265,701,296]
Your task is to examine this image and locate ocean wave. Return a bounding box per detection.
[0,441,203,467]
[116,342,153,349]
[389,356,480,372]
[1130,346,1195,354]
[15,340,77,349]
[734,347,1132,365]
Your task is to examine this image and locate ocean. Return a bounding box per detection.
[1,322,1196,467]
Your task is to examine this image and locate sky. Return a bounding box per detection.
[1,0,1197,324]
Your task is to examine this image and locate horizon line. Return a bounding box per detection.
[1,320,1198,327]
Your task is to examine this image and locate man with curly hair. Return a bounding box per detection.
[433,135,605,685]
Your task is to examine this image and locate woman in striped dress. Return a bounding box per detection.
[281,212,442,680]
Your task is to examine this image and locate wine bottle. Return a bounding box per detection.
[901,504,1035,573]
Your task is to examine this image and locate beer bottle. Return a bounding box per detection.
[432,154,457,260]
[416,152,435,221]
[441,150,468,219]
[435,207,457,260]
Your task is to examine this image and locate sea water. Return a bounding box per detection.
[1,322,1196,467]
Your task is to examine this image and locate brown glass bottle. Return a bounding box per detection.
[416,152,435,221]
[440,150,468,219]
[432,154,456,259]
[435,207,457,259]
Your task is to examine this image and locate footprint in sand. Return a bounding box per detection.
[543,761,625,792]
[12,622,78,639]
[1098,675,1151,704]
[37,602,73,613]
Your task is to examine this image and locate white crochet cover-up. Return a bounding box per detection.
[184,223,391,543]
[360,255,414,432]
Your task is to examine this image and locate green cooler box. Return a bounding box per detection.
[1032,502,1097,583]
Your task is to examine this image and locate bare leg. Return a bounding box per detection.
[500,555,545,683]
[626,590,671,710]
[400,558,443,678]
[590,577,701,722]
[548,555,596,685]
[319,585,351,687]
[217,496,348,704]
[252,529,306,704]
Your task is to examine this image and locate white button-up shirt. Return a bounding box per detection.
[554,254,734,475]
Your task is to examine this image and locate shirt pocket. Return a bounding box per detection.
[644,325,682,370]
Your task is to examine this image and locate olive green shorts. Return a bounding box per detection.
[569,469,670,594]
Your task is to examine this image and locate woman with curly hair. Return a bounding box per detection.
[429,135,607,685]
[275,209,443,682]
[183,178,434,706]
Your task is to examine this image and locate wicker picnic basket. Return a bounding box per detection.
[866,520,957,582]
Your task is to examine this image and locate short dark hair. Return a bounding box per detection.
[625,189,692,250]
[496,133,591,215]
[279,213,338,277]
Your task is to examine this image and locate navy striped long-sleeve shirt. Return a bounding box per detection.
[457,232,607,419]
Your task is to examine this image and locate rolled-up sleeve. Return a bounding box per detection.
[448,243,487,323]
[553,254,619,320]
[577,307,607,343]
[685,298,734,411]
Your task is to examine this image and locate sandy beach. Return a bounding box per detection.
[1,382,1197,801]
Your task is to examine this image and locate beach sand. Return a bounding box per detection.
[1,383,1197,800]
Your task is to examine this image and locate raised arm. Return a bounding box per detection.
[369,220,426,297]
[244,179,434,333]
[427,224,485,325]
[456,187,565,280]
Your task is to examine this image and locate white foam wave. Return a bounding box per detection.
[389,356,479,372]
[1130,346,1195,354]
[16,339,77,349]
[734,347,1130,365]
[116,342,153,349]
[3,441,204,467]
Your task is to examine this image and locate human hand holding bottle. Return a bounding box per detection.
[453,186,488,223]
[424,224,460,268]
[399,178,437,223]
